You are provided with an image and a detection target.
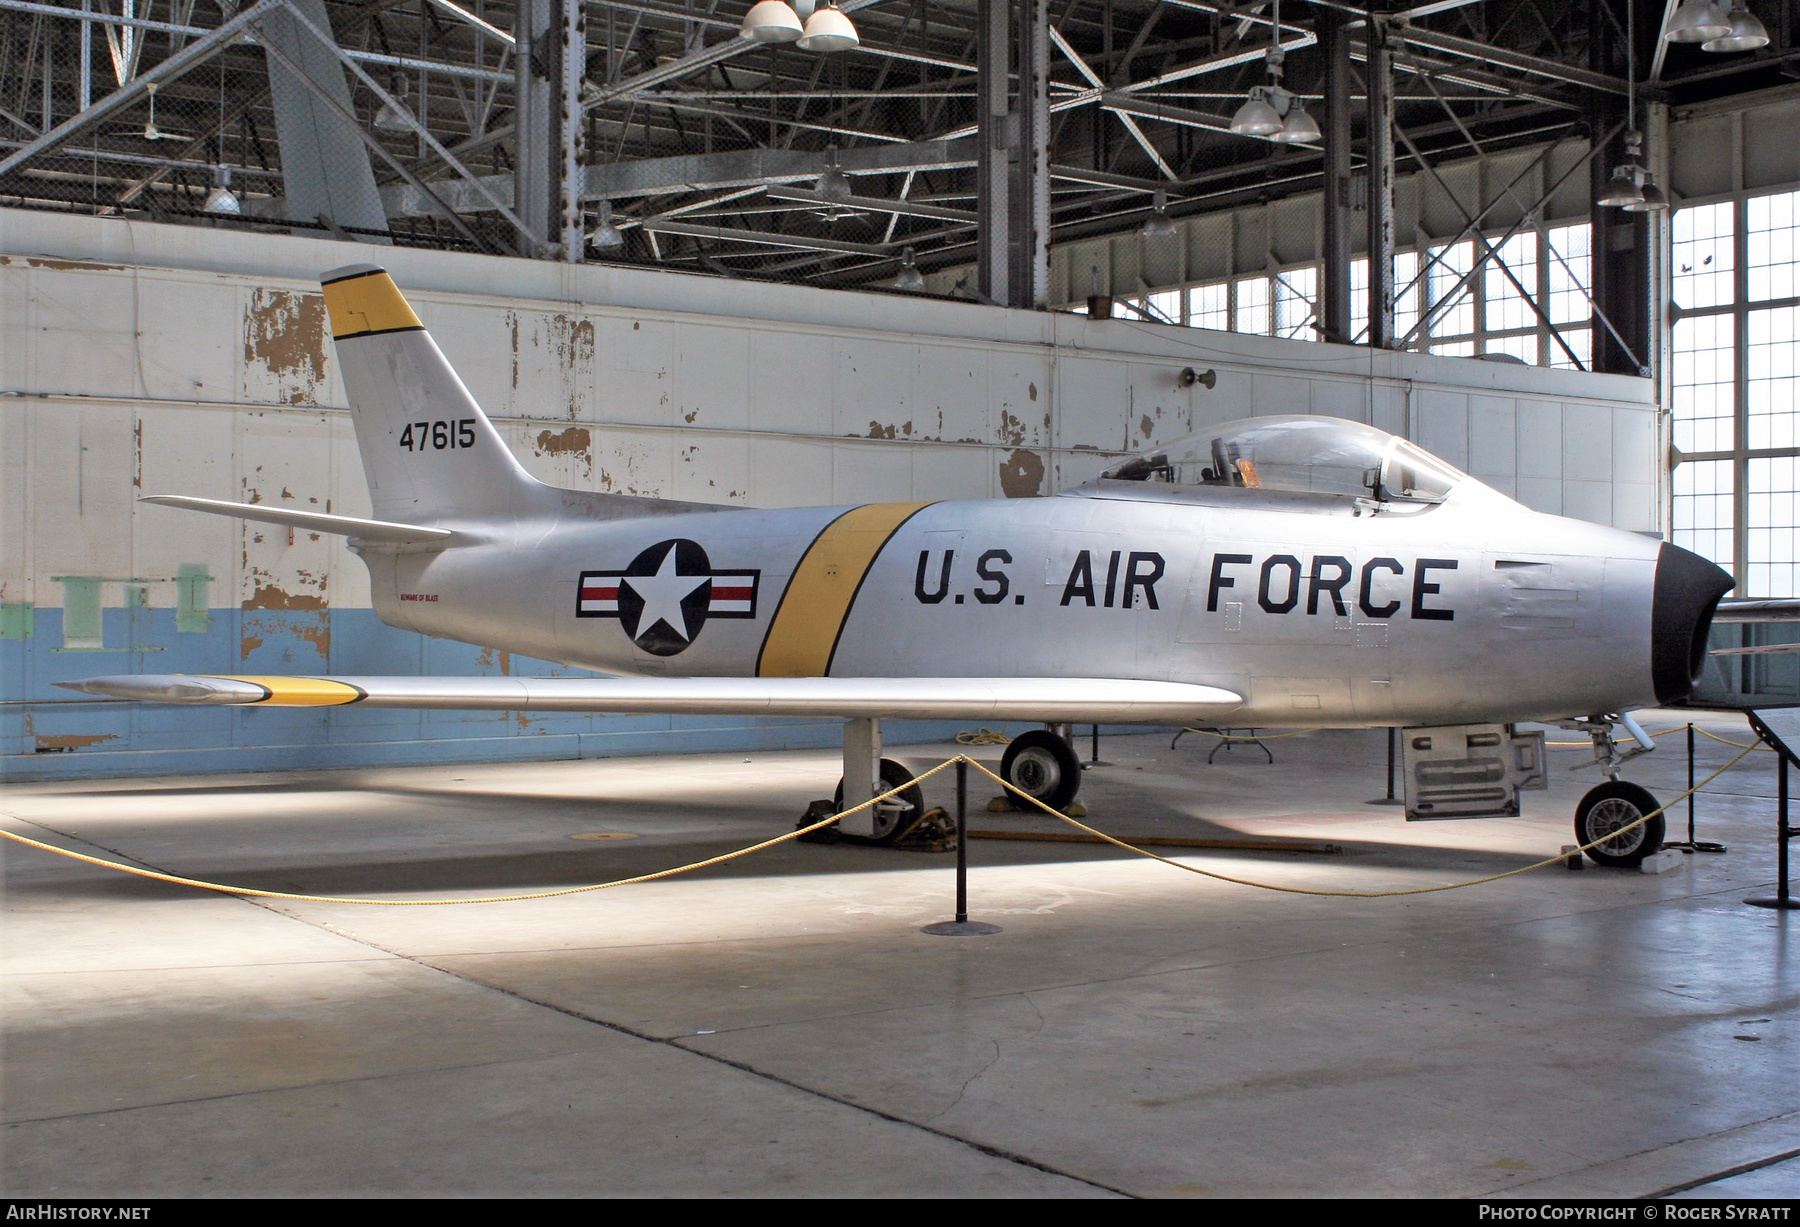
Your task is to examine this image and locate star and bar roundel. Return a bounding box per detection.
[577,539,759,657]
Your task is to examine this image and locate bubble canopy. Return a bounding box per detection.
[1083,415,1464,507]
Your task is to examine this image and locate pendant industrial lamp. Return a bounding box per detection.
[817,146,853,201]
[588,201,625,251]
[1704,1,1770,51]
[1663,0,1733,43]
[797,2,858,52]
[741,0,856,50]
[203,165,242,215]
[1228,0,1315,143]
[1600,7,1666,212]
[373,77,413,135]
[892,247,925,292]
[1272,100,1321,144]
[740,0,804,41]
[1140,190,1178,240]
[1596,160,1645,209]
[1229,80,1285,137]
[1625,174,1670,213]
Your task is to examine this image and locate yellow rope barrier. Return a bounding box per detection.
[963,741,1762,899]
[0,735,1766,907]
[955,727,1014,746]
[1544,725,1774,750]
[0,759,961,907]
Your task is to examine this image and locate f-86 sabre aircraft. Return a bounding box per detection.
[65,265,1734,867]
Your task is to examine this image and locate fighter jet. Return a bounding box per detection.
[64,265,1734,867]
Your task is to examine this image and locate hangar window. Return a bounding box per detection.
[1235,275,1272,335]
[1670,189,1800,598]
[1189,282,1229,330]
[1121,223,1590,363]
[1090,416,1460,508]
[1275,267,1318,340]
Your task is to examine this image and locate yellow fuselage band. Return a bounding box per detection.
[757,502,932,677]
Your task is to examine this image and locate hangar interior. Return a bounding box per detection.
[3,0,1800,1200]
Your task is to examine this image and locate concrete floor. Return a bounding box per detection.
[2,711,1797,1198]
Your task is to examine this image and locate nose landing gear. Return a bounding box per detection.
[1563,715,1666,868]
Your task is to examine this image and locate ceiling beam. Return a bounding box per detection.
[379,136,977,217]
[764,184,977,221]
[1389,25,1630,95]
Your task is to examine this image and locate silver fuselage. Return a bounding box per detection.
[362,476,1665,729]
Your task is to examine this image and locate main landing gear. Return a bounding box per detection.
[1563,715,1665,868]
[831,720,1086,845]
[999,727,1084,813]
[833,758,926,846]
[834,717,925,846]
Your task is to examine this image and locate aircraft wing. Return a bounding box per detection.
[57,674,1243,723]
[138,496,457,546]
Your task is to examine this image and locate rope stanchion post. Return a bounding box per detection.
[1666,723,1729,855]
[1747,746,1798,911]
[921,757,1002,937]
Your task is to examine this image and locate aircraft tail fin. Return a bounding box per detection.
[320,264,540,523]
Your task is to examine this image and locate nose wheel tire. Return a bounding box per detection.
[1574,780,1665,868]
[834,758,926,846]
[1000,730,1083,813]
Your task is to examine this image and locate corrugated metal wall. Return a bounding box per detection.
[0,207,1657,780]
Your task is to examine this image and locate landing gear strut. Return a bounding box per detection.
[835,717,924,846]
[833,759,925,846]
[1000,727,1083,812]
[1563,715,1665,868]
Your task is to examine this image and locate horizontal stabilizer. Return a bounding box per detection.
[1713,597,1800,623]
[139,495,457,546]
[58,674,1243,723]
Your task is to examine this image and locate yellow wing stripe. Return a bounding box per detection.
[320,269,423,339]
[207,676,366,706]
[757,502,933,678]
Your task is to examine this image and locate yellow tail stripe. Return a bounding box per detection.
[757,502,934,678]
[320,269,423,339]
[209,676,366,706]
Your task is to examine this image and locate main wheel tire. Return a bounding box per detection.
[1575,780,1665,868]
[833,758,926,846]
[1000,730,1083,812]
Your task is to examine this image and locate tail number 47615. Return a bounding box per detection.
[399,419,476,451]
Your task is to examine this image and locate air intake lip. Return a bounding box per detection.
[1651,542,1735,704]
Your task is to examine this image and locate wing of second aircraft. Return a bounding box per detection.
[57,674,1242,724]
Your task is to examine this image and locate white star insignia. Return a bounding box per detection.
[622,544,709,643]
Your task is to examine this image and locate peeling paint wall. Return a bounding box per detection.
[0,208,1657,780]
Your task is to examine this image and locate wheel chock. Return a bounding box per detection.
[796,799,841,844]
[1639,849,1684,875]
[987,795,1016,813]
[1561,844,1584,870]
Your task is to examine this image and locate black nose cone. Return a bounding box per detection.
[1652,542,1735,704]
